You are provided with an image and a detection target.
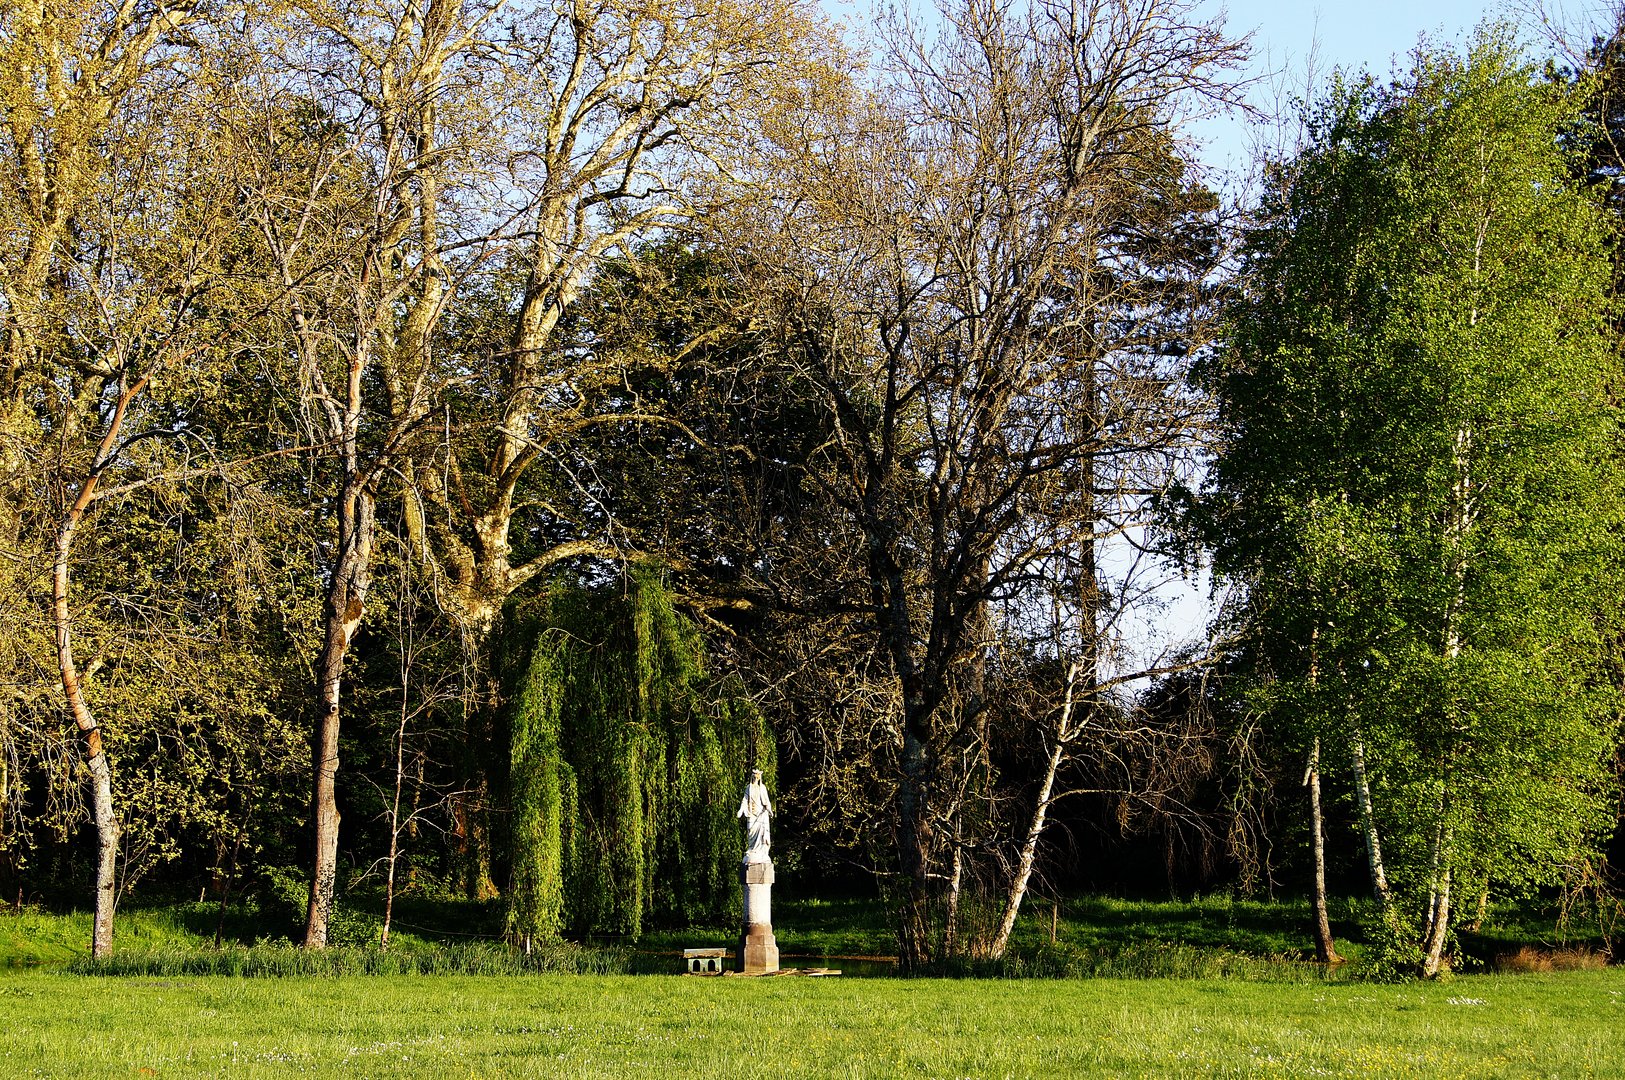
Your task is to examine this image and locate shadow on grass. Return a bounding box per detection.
[9,885,1614,980]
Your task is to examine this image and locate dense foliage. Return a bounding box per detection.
[503,568,771,946]
[1204,33,1625,973]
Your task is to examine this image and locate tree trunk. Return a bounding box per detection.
[1349,725,1393,917]
[213,829,243,949]
[1304,737,1342,964]
[943,835,963,958]
[50,380,149,959]
[1467,881,1489,932]
[303,483,374,948]
[1419,424,1470,976]
[987,655,1087,960]
[987,733,1066,960]
[454,689,501,903]
[381,700,410,950]
[987,528,1099,960]
[55,517,120,958]
[1422,862,1452,977]
[895,722,936,970]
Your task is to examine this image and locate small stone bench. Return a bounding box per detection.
[683,948,729,975]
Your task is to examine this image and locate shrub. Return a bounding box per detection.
[1497,946,1609,973]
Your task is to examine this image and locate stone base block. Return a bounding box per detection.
[739,923,779,974]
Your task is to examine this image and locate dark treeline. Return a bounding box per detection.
[3,0,1624,977]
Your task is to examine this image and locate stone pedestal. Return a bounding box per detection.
[738,858,779,974]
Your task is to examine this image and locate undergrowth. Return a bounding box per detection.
[7,890,1614,982]
[68,940,630,977]
[931,940,1346,982]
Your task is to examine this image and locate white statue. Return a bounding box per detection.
[737,768,773,863]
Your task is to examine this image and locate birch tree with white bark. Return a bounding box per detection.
[1205,29,1623,977]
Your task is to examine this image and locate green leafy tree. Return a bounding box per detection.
[0,0,273,955]
[1205,30,1623,976]
[502,567,770,947]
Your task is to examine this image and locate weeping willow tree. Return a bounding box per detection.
[503,567,772,947]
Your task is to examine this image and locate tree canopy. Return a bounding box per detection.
[1203,29,1624,975]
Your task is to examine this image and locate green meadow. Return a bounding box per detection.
[4,968,1623,1078]
[6,895,1619,1077]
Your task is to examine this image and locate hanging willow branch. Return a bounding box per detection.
[504,566,774,947]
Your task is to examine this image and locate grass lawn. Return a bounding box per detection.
[0,907,226,968]
[2,968,1622,1078]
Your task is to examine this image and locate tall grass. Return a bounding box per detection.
[73,938,1334,982]
[11,891,1612,984]
[935,940,1346,982]
[2,905,213,967]
[68,940,631,977]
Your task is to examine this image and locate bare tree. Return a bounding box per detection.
[391,0,844,896]
[407,0,842,637]
[370,541,467,950]
[719,0,1242,966]
[223,0,507,945]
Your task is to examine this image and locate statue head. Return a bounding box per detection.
[750,768,763,782]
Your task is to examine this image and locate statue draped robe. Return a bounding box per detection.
[737,780,772,863]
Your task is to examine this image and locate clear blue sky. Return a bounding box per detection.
[1191,0,1539,175]
[1206,0,1515,76]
